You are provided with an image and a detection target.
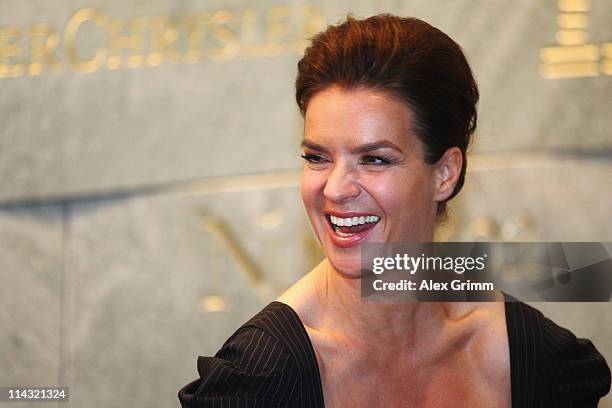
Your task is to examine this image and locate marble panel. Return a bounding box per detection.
[0,0,317,202]
[448,158,612,242]
[0,206,63,408]
[1,0,611,202]
[64,187,315,407]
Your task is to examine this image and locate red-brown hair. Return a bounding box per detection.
[295,14,479,215]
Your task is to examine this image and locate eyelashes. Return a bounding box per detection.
[359,155,393,165]
[300,153,396,166]
[300,153,327,164]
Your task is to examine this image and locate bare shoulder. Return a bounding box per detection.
[276,264,323,326]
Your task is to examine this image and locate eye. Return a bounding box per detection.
[360,155,391,165]
[301,153,329,164]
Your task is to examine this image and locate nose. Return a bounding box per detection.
[323,162,361,203]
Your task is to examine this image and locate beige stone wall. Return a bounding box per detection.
[1,1,611,406]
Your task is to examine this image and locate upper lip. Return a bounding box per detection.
[325,210,380,218]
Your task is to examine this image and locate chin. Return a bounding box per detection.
[326,252,363,279]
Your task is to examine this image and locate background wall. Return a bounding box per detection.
[1,0,611,406]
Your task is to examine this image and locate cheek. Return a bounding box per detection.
[368,170,435,217]
[367,178,398,209]
[300,171,323,210]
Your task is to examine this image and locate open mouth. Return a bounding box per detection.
[327,214,380,237]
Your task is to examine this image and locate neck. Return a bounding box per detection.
[311,259,480,348]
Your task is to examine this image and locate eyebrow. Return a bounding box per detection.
[300,139,404,154]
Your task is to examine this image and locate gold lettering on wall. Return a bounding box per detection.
[602,42,612,74]
[0,4,326,79]
[202,214,275,300]
[296,4,326,51]
[180,13,209,64]
[148,16,182,65]
[29,25,62,75]
[240,9,261,57]
[0,27,24,77]
[540,0,610,79]
[208,10,240,61]
[266,5,291,56]
[63,8,108,74]
[107,17,146,69]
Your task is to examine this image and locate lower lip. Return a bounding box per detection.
[325,217,378,248]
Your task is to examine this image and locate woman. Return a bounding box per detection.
[179,15,610,407]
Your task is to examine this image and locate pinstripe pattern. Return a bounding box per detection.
[180,298,610,407]
[179,302,324,407]
[505,300,542,407]
[505,299,611,407]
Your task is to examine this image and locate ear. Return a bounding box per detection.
[432,147,463,202]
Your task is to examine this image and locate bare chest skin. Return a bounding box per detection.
[304,306,511,408]
[277,271,511,408]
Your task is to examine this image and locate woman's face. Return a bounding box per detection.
[300,86,441,277]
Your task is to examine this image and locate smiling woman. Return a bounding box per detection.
[178,14,610,408]
[298,86,455,275]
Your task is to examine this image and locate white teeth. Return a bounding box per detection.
[329,215,380,227]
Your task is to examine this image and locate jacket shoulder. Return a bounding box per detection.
[506,301,611,406]
[539,313,611,406]
[178,304,304,407]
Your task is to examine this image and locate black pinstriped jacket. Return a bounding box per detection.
[178,299,611,407]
